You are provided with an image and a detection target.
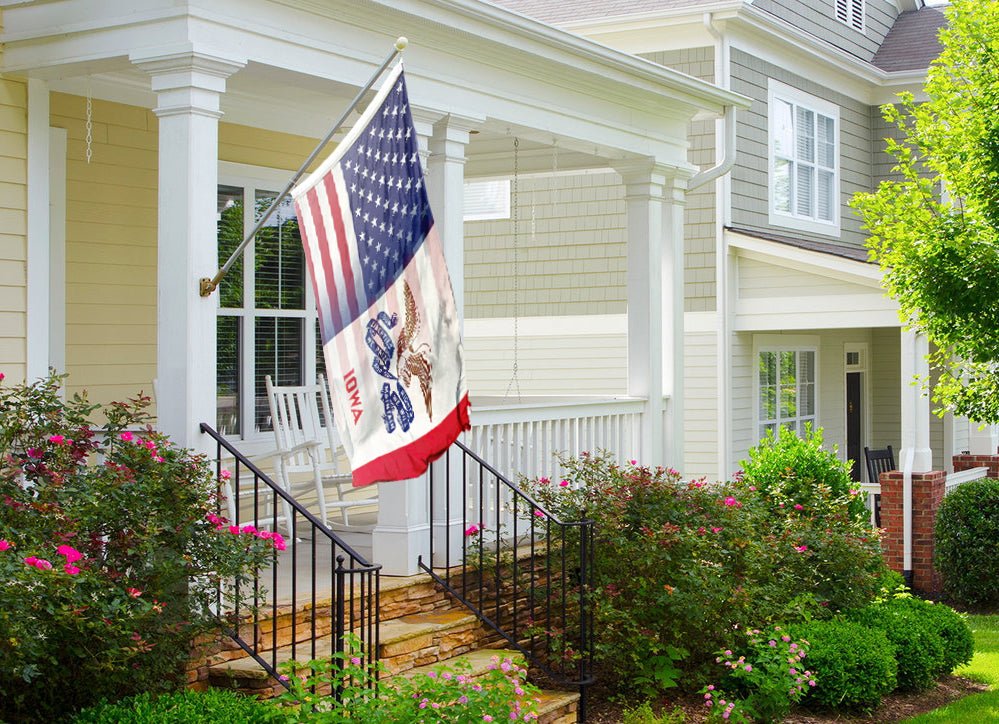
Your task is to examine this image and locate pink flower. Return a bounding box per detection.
[558,479,569,487]
[127,587,143,598]
[724,496,738,507]
[228,525,240,535]
[48,435,65,445]
[745,664,752,672]
[28,557,52,570]
[794,503,804,510]
[464,523,480,536]
[57,545,83,563]
[711,526,723,534]
[0,540,11,551]
[240,525,257,535]
[748,485,757,491]
[23,556,38,566]
[794,544,808,552]
[534,509,544,518]
[538,477,550,485]
[483,716,494,722]
[629,459,637,465]
[351,656,361,666]
[272,534,287,551]
[119,431,134,442]
[256,530,273,540]
[220,469,232,480]
[153,456,165,463]
[64,564,81,575]
[26,448,42,459]
[0,372,5,381]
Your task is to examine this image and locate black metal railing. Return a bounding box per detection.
[200,423,381,692]
[419,440,594,720]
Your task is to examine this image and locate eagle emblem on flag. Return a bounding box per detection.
[292,63,470,487]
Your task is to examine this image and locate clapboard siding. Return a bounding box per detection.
[730,47,872,249]
[870,326,901,450]
[464,326,627,396]
[751,0,897,61]
[0,77,26,383]
[738,257,876,298]
[684,331,719,479]
[53,91,324,408]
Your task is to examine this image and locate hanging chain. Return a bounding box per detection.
[85,80,93,164]
[504,137,523,403]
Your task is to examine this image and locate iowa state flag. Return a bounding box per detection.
[292,63,470,487]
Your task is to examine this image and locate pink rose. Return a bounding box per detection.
[0,540,11,551]
[57,545,83,563]
[48,435,65,445]
[127,587,142,598]
[464,523,480,537]
[119,431,134,442]
[64,564,81,575]
[559,479,569,487]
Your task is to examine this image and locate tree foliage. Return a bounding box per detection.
[852,0,999,422]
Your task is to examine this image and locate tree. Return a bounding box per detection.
[852,0,999,423]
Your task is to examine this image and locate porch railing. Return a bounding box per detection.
[468,396,645,483]
[200,423,381,690]
[420,440,594,720]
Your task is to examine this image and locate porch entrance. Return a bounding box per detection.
[847,371,862,482]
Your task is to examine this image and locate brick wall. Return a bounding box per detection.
[952,453,999,478]
[879,469,946,594]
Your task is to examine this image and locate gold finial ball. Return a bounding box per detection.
[395,37,409,51]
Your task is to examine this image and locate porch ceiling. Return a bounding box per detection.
[0,0,748,171]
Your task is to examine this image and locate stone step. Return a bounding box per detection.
[207,609,484,695]
[395,647,526,680]
[536,689,581,724]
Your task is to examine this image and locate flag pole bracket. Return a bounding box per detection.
[198,36,408,298]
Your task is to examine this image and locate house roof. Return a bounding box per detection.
[725,227,872,263]
[872,6,948,72]
[485,0,713,25]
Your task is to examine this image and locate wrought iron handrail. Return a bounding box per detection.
[420,439,594,720]
[200,423,381,692]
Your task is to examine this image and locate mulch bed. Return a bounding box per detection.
[585,675,989,722]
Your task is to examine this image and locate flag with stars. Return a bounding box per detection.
[292,63,470,487]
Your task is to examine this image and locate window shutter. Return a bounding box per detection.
[849,0,864,30]
[835,0,849,23]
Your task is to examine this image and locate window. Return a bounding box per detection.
[835,0,865,32]
[768,80,839,235]
[757,348,817,439]
[464,179,510,221]
[216,171,324,439]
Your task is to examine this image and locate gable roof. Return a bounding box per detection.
[872,6,948,71]
[726,227,872,264]
[486,0,714,25]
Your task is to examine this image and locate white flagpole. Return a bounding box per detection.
[200,36,409,297]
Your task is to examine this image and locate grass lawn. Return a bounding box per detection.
[903,614,999,722]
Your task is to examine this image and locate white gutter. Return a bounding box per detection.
[689,103,737,190]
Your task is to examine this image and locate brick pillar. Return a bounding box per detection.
[879,469,946,594]
[952,453,999,478]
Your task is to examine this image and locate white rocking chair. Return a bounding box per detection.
[265,375,376,529]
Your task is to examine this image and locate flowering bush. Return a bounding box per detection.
[0,374,276,722]
[519,441,885,695]
[700,626,815,723]
[274,636,541,722]
[934,477,999,606]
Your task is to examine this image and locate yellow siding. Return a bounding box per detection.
[51,94,321,409]
[51,92,158,406]
[0,76,26,383]
[739,257,877,298]
[683,331,719,480]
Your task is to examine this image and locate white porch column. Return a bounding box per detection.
[370,111,446,575]
[899,328,932,583]
[618,161,688,469]
[26,79,50,381]
[132,49,244,450]
[427,114,479,567]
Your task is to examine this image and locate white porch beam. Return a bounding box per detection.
[132,49,245,450]
[618,160,690,469]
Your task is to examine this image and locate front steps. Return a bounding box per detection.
[204,571,582,722]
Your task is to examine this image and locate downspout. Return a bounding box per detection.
[693,12,735,481]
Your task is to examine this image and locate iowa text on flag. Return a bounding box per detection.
[291,64,470,487]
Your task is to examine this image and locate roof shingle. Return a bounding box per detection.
[872,6,947,72]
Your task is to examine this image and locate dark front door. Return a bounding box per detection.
[847,372,862,481]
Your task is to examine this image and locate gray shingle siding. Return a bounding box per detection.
[751,0,897,62]
[642,47,718,313]
[730,47,872,251]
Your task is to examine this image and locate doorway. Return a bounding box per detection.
[846,371,862,482]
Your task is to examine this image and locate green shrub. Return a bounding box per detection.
[740,424,868,522]
[907,599,974,675]
[73,690,281,723]
[848,598,947,691]
[791,619,896,711]
[935,478,999,606]
[0,375,276,722]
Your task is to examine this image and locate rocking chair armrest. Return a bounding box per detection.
[276,440,324,459]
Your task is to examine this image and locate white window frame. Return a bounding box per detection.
[217,161,320,452]
[753,334,820,442]
[767,80,841,237]
[464,178,511,221]
[835,0,866,33]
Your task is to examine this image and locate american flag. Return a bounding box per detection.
[292,63,470,487]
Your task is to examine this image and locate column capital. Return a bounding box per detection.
[614,158,694,201]
[131,46,245,119]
